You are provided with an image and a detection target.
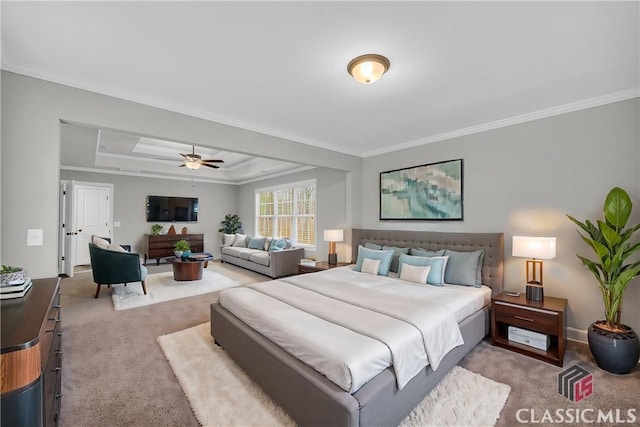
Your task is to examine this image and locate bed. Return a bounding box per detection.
[210,229,504,426]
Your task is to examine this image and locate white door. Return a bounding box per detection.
[75,185,111,266]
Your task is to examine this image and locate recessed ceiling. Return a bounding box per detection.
[59,123,312,184]
[3,1,639,165]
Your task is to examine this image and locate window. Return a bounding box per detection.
[256,180,316,247]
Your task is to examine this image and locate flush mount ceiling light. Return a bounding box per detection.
[347,54,390,84]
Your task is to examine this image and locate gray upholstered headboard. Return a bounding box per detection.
[351,229,504,295]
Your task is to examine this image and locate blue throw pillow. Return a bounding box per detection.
[248,237,267,250]
[269,238,286,251]
[383,246,410,273]
[443,249,484,287]
[398,254,449,286]
[364,242,382,250]
[353,246,394,276]
[411,248,445,258]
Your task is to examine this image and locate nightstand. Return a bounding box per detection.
[298,261,351,274]
[491,292,567,366]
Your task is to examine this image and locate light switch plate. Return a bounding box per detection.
[114,221,121,227]
[27,228,44,246]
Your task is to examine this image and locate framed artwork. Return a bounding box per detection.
[380,159,463,220]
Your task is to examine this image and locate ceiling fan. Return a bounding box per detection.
[178,146,224,170]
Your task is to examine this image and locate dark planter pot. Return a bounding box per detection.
[588,322,640,374]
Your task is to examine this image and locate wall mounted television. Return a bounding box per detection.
[146,196,198,222]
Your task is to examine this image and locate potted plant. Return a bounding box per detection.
[173,239,191,259]
[567,186,640,374]
[218,214,242,234]
[150,224,163,235]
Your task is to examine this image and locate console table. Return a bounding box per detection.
[1,277,62,427]
[144,233,204,265]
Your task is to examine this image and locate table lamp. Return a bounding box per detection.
[512,236,556,301]
[323,229,344,265]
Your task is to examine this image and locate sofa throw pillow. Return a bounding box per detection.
[353,246,394,276]
[270,238,286,251]
[443,249,484,287]
[398,254,449,286]
[361,258,381,275]
[382,246,410,273]
[399,264,432,285]
[248,237,267,250]
[232,234,247,247]
[223,233,236,247]
[263,237,272,251]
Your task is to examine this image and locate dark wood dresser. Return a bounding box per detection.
[144,233,204,265]
[1,277,62,427]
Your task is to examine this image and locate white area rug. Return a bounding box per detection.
[111,270,239,311]
[158,323,511,427]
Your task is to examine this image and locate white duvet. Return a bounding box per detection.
[218,267,490,393]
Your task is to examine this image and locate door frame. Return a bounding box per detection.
[59,180,114,276]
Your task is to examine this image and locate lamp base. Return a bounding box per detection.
[526,284,544,301]
[328,253,337,265]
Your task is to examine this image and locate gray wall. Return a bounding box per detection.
[59,170,237,258]
[237,167,350,262]
[1,71,362,278]
[362,99,640,335]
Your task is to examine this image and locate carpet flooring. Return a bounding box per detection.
[59,261,639,427]
[157,323,510,427]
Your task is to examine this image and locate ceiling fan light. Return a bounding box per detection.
[347,54,390,84]
[185,161,201,170]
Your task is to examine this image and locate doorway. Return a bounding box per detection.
[59,181,114,277]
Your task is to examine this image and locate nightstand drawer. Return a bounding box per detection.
[494,301,558,335]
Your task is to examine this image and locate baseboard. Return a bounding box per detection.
[567,327,588,344]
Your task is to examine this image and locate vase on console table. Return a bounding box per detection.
[174,251,183,258]
[181,250,191,260]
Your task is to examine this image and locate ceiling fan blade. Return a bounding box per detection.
[180,153,199,161]
[179,163,187,168]
[201,163,220,169]
[201,159,224,163]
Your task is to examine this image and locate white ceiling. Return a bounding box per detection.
[2,1,639,182]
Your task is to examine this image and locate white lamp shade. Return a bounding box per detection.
[512,236,556,259]
[323,229,344,242]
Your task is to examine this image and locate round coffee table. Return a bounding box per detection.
[166,253,213,281]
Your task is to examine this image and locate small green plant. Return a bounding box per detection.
[173,239,191,252]
[1,265,22,274]
[150,224,163,235]
[218,214,242,234]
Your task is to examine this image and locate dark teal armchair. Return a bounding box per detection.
[88,243,148,298]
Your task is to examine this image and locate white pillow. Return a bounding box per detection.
[399,264,432,285]
[361,258,381,275]
[222,233,236,246]
[232,233,247,247]
[92,236,110,249]
[263,237,272,251]
[108,243,128,253]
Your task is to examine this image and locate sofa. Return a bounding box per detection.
[220,234,304,278]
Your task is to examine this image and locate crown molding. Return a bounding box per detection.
[363,88,640,157]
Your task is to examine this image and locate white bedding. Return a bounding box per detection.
[218,267,490,393]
